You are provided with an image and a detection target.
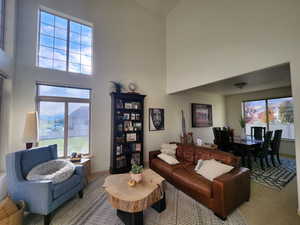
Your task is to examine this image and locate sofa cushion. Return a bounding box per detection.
[53,174,81,199]
[177,145,195,163]
[172,167,212,198]
[151,158,187,180]
[27,159,75,184]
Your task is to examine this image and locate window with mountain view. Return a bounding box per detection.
[243,97,294,139]
[37,84,91,157]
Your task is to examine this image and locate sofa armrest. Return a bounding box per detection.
[149,150,161,168]
[212,167,250,219]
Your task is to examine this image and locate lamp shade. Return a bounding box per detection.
[23,112,39,143]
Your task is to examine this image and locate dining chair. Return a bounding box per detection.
[256,131,273,170]
[213,127,222,145]
[251,126,266,140]
[269,129,283,166]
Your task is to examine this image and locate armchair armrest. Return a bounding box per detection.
[149,150,161,168]
[13,180,53,215]
[74,165,85,177]
[212,167,250,219]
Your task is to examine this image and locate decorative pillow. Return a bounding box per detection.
[194,159,204,171]
[26,159,75,184]
[196,159,234,181]
[0,197,18,221]
[160,144,177,156]
[158,153,179,165]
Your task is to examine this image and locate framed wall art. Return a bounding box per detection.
[149,108,165,131]
[191,103,213,127]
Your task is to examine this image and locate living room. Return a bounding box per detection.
[0,0,300,225]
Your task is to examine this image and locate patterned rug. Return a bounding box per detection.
[24,176,248,225]
[250,157,296,190]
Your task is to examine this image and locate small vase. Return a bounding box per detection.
[130,173,143,183]
[240,129,246,140]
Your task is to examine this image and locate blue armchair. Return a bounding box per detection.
[6,145,86,225]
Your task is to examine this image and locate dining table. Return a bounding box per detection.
[232,136,263,169]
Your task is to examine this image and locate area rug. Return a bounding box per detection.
[250,157,296,190]
[24,176,248,225]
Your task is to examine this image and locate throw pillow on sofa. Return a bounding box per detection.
[26,159,75,184]
[196,159,234,181]
[158,153,179,165]
[0,197,18,221]
[160,143,177,156]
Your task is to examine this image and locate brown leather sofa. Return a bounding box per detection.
[149,144,250,220]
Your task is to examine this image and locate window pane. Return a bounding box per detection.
[39,101,65,157]
[81,45,92,56]
[39,46,53,58]
[54,38,67,51]
[81,65,91,75]
[68,103,90,155]
[55,27,67,40]
[38,85,91,99]
[40,11,55,25]
[268,97,294,139]
[55,16,67,29]
[244,100,267,135]
[70,32,81,43]
[81,25,92,38]
[39,57,53,69]
[40,35,54,48]
[53,60,66,71]
[81,36,92,46]
[69,63,81,73]
[54,49,66,61]
[41,23,54,36]
[69,52,81,64]
[69,42,81,53]
[70,21,81,33]
[81,55,91,66]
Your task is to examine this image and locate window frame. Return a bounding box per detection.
[0,0,6,50]
[37,7,94,75]
[36,83,92,158]
[242,95,294,140]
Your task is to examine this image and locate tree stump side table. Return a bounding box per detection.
[103,169,166,225]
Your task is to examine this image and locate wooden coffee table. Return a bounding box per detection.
[103,169,166,225]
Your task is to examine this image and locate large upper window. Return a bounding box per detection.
[37,9,93,75]
[243,97,294,139]
[0,0,5,50]
[37,84,91,157]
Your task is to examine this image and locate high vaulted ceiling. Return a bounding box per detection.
[135,0,180,16]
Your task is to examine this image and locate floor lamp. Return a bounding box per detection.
[23,112,39,149]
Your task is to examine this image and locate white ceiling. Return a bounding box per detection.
[186,63,291,96]
[135,0,180,16]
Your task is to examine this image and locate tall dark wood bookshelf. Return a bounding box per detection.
[110,92,146,174]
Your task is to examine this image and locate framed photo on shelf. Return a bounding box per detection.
[123,113,130,120]
[149,108,164,131]
[191,103,213,127]
[124,102,132,109]
[126,133,137,142]
[131,113,136,120]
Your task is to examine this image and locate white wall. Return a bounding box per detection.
[225,86,295,156]
[0,0,17,171]
[11,0,226,173]
[167,0,300,212]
